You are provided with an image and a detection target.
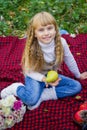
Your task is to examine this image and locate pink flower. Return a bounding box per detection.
[13,100,22,110]
[0,116,4,127]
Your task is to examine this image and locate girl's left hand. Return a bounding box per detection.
[80,71,87,80]
[46,78,61,87]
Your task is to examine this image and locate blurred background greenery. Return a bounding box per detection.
[0,0,87,37]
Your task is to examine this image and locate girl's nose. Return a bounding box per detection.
[44,29,49,35]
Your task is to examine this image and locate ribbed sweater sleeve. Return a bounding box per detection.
[61,37,80,78]
[26,71,45,81]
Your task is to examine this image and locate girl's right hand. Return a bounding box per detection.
[42,77,61,87]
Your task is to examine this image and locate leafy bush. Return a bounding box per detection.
[0,0,87,37]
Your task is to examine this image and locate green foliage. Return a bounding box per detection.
[0,0,87,37]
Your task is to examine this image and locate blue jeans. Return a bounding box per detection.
[55,74,82,98]
[17,76,45,106]
[16,75,82,106]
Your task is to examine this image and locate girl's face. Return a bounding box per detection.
[35,24,56,44]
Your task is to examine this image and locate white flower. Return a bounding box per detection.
[20,105,26,115]
[70,34,76,38]
[2,107,11,116]
[1,95,16,107]
[0,116,4,127]
[5,115,14,127]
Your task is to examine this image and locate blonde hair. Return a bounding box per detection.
[21,11,64,73]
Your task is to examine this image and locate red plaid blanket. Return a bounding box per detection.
[0,34,87,130]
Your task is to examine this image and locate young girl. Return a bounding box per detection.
[1,12,87,110]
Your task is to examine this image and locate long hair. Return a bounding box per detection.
[21,11,64,73]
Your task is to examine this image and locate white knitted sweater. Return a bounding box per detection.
[26,37,80,81]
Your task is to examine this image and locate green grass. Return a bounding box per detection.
[0,0,87,37]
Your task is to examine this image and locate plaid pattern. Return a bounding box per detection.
[0,34,87,130]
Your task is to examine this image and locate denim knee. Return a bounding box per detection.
[17,77,45,106]
[55,78,82,98]
[74,80,82,93]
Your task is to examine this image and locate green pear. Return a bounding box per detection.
[46,70,58,83]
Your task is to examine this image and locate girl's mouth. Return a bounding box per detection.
[43,36,51,40]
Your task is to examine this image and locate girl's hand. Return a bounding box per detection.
[80,71,87,80]
[46,78,61,88]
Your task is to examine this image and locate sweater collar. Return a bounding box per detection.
[38,39,55,49]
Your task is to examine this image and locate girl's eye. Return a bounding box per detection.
[38,28,44,32]
[47,26,53,30]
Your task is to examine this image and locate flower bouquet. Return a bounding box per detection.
[0,95,26,130]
